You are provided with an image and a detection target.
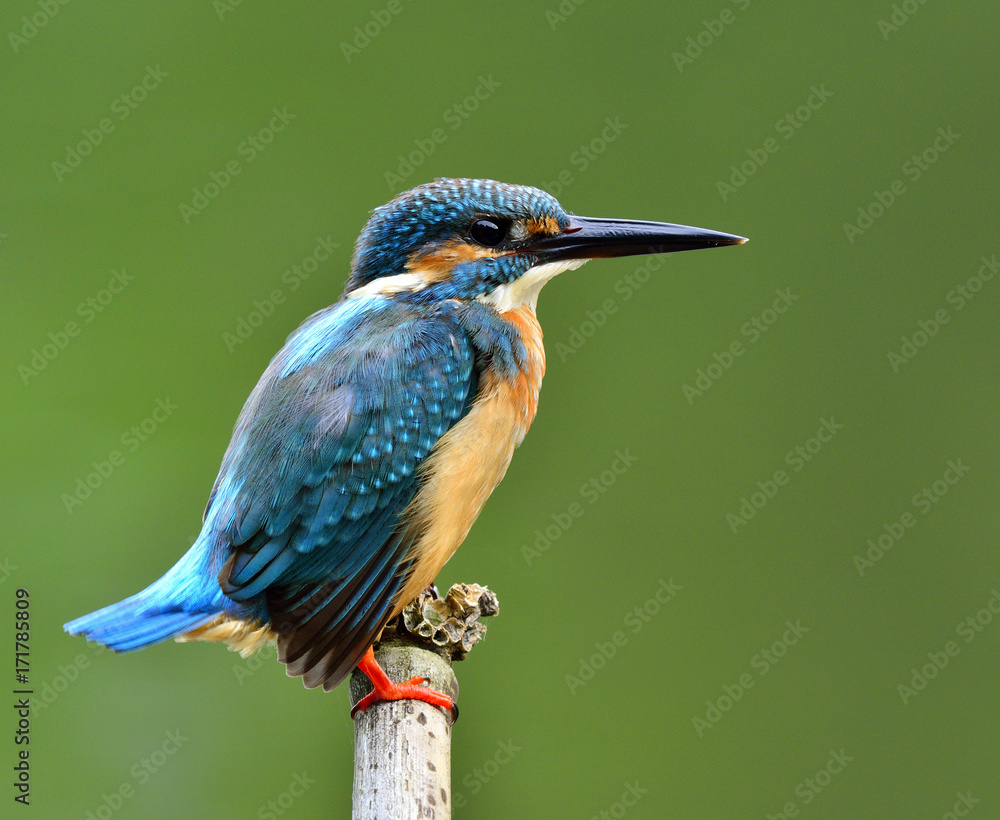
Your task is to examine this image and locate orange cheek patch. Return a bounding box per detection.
[407,240,501,284]
[526,216,561,237]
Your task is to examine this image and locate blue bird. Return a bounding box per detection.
[65,178,745,715]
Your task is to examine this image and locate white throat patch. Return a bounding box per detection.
[345,271,429,299]
[477,259,588,312]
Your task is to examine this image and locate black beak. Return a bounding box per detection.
[527,216,747,261]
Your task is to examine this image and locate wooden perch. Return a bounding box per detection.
[349,583,499,820]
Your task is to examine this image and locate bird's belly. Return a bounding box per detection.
[390,308,544,617]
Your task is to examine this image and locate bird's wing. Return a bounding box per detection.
[204,295,478,689]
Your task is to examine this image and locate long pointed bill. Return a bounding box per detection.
[527,216,747,261]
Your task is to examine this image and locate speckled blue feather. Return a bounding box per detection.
[64,178,554,690]
[349,178,569,294]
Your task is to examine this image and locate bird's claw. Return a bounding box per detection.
[351,671,457,722]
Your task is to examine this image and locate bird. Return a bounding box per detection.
[65,178,745,717]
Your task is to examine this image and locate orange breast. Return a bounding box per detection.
[389,305,546,617]
[498,305,546,431]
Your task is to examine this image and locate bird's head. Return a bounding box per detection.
[345,178,745,310]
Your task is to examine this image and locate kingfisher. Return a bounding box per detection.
[66,178,745,717]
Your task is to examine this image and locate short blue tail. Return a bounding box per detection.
[64,601,214,652]
[64,537,228,652]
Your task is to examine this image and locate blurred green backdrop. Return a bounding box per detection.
[3,1,999,817]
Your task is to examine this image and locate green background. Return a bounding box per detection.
[3,1,998,817]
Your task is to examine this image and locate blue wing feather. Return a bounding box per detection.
[66,294,480,688]
[210,295,479,687]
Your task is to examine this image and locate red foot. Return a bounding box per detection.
[351,646,457,721]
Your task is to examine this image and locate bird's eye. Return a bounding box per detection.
[469,218,508,247]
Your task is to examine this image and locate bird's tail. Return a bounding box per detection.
[64,538,225,653]
[64,604,214,653]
